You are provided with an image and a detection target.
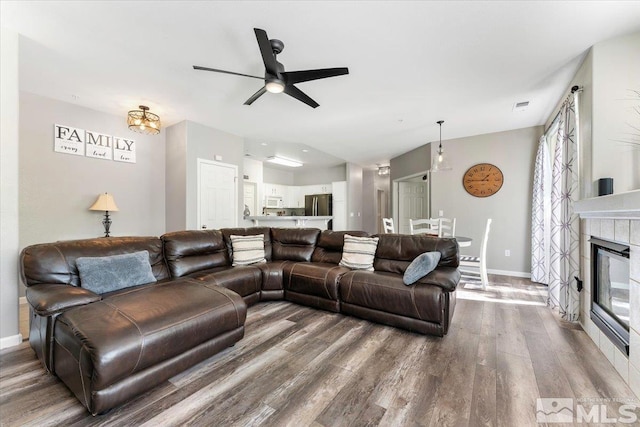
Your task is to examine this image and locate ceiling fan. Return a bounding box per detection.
[193,28,349,108]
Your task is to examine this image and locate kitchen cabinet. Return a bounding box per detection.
[263,183,333,209]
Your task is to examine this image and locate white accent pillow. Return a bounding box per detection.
[339,234,379,271]
[230,234,266,266]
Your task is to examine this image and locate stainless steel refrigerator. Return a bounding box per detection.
[305,194,332,217]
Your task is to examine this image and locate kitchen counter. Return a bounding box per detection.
[246,216,333,229]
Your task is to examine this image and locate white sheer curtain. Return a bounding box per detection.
[531,91,580,321]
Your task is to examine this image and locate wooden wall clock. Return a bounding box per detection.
[462,163,504,197]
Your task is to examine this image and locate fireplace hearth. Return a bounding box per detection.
[590,237,630,355]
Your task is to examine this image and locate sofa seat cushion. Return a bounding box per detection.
[195,266,262,299]
[283,262,351,301]
[339,271,447,323]
[55,278,246,391]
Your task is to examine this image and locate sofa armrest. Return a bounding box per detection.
[26,284,101,316]
[415,267,460,292]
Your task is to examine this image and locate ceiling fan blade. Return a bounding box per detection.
[283,85,319,108]
[254,28,279,76]
[281,67,349,85]
[193,65,263,80]
[244,87,268,105]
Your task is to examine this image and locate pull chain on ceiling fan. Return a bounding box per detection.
[193,28,349,108]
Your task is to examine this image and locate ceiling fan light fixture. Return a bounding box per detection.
[265,78,285,93]
[266,155,303,168]
[127,105,161,135]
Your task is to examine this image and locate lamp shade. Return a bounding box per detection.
[89,193,119,212]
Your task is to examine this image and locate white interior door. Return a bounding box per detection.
[398,181,428,234]
[198,159,237,230]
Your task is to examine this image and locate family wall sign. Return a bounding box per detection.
[54,124,136,163]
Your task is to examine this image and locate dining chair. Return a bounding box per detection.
[439,217,456,237]
[459,218,492,289]
[382,217,395,233]
[409,218,440,235]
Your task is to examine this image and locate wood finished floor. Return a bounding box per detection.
[1,276,638,426]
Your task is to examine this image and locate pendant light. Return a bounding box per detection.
[127,105,161,135]
[431,120,452,172]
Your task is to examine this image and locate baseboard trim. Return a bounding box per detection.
[487,269,532,279]
[0,333,23,350]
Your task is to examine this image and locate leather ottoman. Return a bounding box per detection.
[53,278,246,415]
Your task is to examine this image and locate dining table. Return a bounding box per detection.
[454,236,472,248]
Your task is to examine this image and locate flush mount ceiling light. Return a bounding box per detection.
[266,156,303,167]
[431,120,452,172]
[377,165,390,176]
[127,105,161,135]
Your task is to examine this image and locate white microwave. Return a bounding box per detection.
[265,196,283,208]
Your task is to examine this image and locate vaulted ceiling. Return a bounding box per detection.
[3,1,640,169]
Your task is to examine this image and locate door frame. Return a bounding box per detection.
[196,158,238,230]
[392,170,431,233]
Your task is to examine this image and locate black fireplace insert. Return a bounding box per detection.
[590,237,630,355]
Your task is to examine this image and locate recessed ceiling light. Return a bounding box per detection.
[266,156,303,168]
[261,142,268,146]
[302,149,309,153]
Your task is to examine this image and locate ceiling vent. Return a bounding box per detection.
[513,101,530,112]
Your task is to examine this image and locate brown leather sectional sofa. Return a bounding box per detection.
[20,227,460,415]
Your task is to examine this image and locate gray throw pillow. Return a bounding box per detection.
[403,251,442,285]
[76,250,156,294]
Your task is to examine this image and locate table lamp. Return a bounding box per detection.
[89,193,119,237]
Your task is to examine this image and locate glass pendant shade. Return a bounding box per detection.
[431,120,452,172]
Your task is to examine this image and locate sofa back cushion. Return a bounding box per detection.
[162,230,229,278]
[21,236,169,287]
[221,227,272,261]
[311,230,369,264]
[271,228,320,262]
[373,234,459,275]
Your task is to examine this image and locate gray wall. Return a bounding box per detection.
[362,169,391,234]
[19,93,167,295]
[165,120,245,230]
[390,144,431,181]
[430,126,542,275]
[263,166,294,185]
[346,163,363,230]
[591,31,640,193]
[293,164,346,185]
[165,121,187,232]
[1,28,20,344]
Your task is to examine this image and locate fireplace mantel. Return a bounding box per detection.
[574,189,640,219]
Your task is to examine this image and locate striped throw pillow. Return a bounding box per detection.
[230,234,266,266]
[339,234,379,271]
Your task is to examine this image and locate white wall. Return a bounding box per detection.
[430,126,541,275]
[0,27,20,347]
[592,31,640,194]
